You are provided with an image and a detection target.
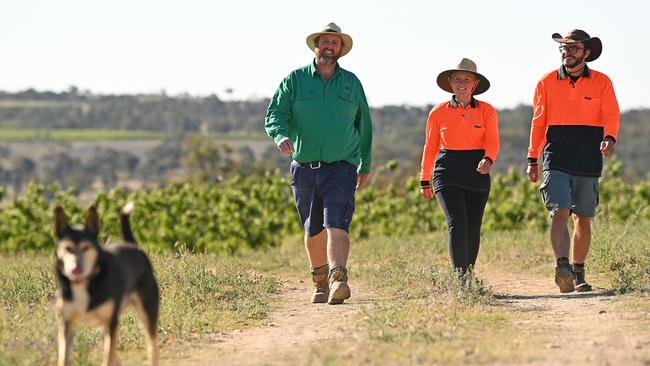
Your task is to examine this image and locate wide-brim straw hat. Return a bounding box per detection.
[552,29,602,62]
[436,58,490,95]
[306,22,353,57]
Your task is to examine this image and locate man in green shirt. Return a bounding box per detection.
[265,22,373,305]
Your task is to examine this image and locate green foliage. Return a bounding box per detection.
[484,168,548,231]
[2,168,650,260]
[0,128,164,142]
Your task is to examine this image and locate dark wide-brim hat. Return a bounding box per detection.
[436,58,490,95]
[306,22,353,57]
[552,29,602,62]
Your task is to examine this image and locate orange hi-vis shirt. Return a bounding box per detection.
[527,65,620,176]
[420,97,500,191]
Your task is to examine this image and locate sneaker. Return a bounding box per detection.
[573,266,593,292]
[555,260,575,293]
[327,266,351,305]
[310,265,329,303]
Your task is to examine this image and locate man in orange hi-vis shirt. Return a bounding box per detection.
[420,58,500,283]
[527,29,620,293]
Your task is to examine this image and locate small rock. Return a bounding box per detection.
[599,310,607,314]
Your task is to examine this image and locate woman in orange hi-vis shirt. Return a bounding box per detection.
[419,58,500,281]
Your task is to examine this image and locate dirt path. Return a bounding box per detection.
[162,273,649,365]
[162,277,376,366]
[484,272,650,365]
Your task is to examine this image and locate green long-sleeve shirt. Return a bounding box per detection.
[265,61,373,173]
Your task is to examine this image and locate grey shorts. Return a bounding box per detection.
[540,169,599,217]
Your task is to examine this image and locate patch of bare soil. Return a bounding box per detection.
[162,271,649,366]
[162,278,375,366]
[485,272,650,365]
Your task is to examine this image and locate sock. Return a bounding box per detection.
[557,257,570,265]
[573,263,585,272]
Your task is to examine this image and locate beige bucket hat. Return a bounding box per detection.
[306,22,353,57]
[552,29,602,62]
[436,58,490,95]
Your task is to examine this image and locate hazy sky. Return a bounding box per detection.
[2,0,647,110]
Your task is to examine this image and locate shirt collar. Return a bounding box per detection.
[558,63,591,80]
[450,95,478,108]
[309,59,341,78]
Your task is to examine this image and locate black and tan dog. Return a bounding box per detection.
[54,203,159,366]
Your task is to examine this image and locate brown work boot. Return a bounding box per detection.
[555,258,575,293]
[327,266,350,305]
[573,264,593,292]
[310,264,329,303]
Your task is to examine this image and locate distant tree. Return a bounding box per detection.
[236,146,256,174]
[41,152,92,191]
[139,138,183,182]
[9,156,37,194]
[86,148,140,188]
[0,146,10,158]
[182,135,237,183]
[261,145,290,172]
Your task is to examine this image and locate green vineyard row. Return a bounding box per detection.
[1,161,648,253]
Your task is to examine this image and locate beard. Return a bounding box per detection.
[563,53,586,69]
[318,54,339,65]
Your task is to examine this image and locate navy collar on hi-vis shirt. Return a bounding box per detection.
[450,95,478,108]
[558,64,591,80]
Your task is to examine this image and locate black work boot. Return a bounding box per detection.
[555,257,575,293]
[310,264,329,303]
[327,266,350,305]
[573,263,593,292]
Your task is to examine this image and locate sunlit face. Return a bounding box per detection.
[560,42,591,69]
[315,34,342,65]
[449,71,478,99]
[57,239,98,281]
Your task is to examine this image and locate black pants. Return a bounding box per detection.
[435,186,490,275]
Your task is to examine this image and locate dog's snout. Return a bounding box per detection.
[71,266,82,276]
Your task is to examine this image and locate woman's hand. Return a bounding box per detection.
[476,158,493,174]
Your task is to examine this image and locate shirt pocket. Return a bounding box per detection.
[469,120,486,147]
[295,88,317,102]
[293,89,317,115]
[337,85,358,121]
[579,96,601,122]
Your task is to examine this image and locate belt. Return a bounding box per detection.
[295,160,344,169]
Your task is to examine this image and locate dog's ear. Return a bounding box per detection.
[84,205,100,237]
[53,206,69,239]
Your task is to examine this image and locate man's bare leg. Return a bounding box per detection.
[550,208,574,292]
[326,228,351,304]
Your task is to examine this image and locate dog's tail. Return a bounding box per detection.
[120,202,137,244]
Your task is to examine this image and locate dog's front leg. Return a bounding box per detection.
[57,319,74,366]
[102,320,120,366]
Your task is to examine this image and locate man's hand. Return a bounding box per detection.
[276,137,294,156]
[600,139,615,159]
[476,158,493,175]
[527,164,539,183]
[420,186,433,200]
[356,173,369,189]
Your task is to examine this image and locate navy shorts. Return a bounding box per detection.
[290,160,357,237]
